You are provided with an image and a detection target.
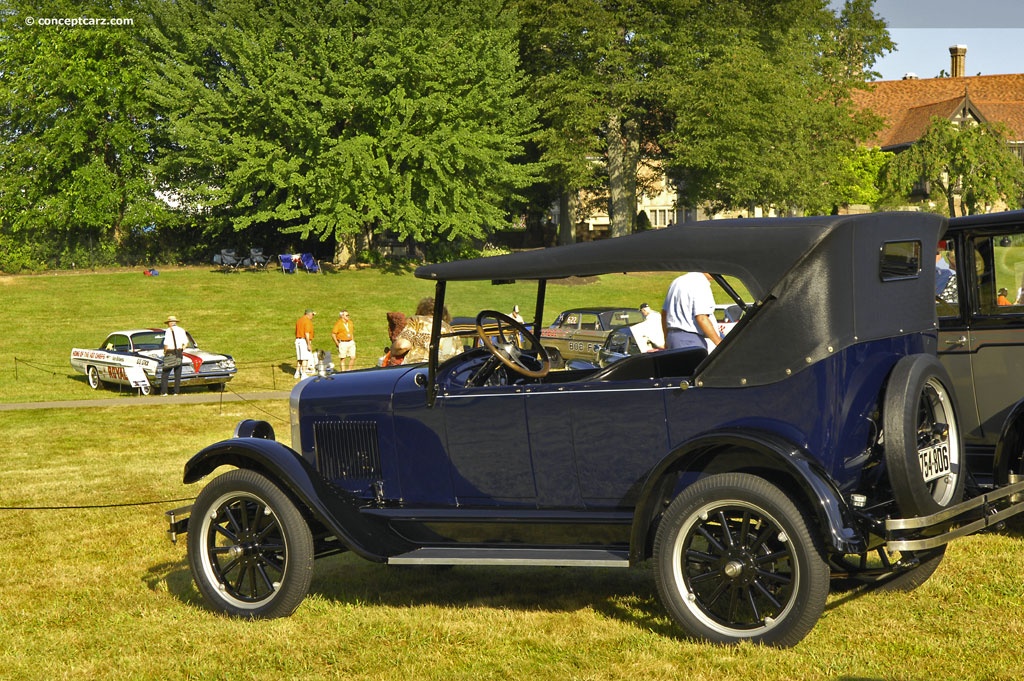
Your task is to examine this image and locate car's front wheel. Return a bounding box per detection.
[86,366,103,390]
[187,469,314,619]
[653,473,829,647]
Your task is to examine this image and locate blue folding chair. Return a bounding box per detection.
[279,254,297,274]
[300,253,321,273]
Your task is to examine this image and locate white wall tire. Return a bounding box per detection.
[187,469,314,618]
[653,473,829,647]
[884,355,965,517]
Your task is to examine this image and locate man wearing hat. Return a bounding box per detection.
[331,310,356,371]
[295,309,316,379]
[161,314,189,395]
[634,302,665,351]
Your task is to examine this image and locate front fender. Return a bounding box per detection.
[184,437,413,561]
[629,429,865,562]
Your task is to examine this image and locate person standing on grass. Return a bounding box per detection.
[295,309,316,378]
[662,272,721,351]
[331,310,356,371]
[160,315,188,395]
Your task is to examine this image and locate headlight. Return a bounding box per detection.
[217,359,236,370]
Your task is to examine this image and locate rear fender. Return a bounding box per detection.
[994,398,1024,484]
[629,429,864,563]
[184,437,413,561]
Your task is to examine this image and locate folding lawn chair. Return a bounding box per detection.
[249,247,269,270]
[300,253,321,273]
[279,254,298,274]
[214,249,242,271]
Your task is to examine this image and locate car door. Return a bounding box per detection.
[938,227,1024,448]
[99,333,132,384]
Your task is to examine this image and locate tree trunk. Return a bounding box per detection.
[607,114,640,238]
[558,192,576,246]
[334,235,353,267]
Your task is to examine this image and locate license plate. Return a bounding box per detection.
[919,443,951,482]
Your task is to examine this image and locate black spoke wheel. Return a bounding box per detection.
[187,469,313,618]
[653,473,829,647]
[884,355,965,517]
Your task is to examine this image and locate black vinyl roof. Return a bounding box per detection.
[417,213,942,301]
[417,212,949,387]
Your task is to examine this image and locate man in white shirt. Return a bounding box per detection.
[633,302,665,351]
[661,273,722,351]
[161,314,189,395]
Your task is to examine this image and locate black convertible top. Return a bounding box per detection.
[417,212,948,387]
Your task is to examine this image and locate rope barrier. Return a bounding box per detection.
[0,496,196,511]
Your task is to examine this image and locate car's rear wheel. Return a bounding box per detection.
[884,355,965,517]
[188,469,314,619]
[653,473,829,647]
[86,366,103,390]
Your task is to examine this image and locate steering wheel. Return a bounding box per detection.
[475,310,550,379]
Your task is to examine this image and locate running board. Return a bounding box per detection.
[387,547,631,567]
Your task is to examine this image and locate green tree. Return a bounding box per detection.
[516,0,686,239]
[0,0,167,270]
[147,0,537,263]
[883,117,1024,216]
[661,0,892,215]
[517,0,891,236]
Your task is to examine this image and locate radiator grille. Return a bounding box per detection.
[313,420,381,481]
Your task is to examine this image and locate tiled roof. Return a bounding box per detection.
[852,74,1024,147]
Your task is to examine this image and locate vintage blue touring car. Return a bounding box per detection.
[168,212,1024,647]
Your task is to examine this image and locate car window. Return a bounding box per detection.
[132,331,165,350]
[976,233,1024,315]
[106,334,130,352]
[602,309,643,329]
[935,240,960,319]
[576,313,600,330]
[555,313,580,329]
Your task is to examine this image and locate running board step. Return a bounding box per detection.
[387,547,630,567]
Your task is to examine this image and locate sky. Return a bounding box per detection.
[841,0,1024,81]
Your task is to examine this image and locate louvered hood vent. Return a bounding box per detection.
[313,420,382,481]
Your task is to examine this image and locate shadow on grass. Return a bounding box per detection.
[151,552,679,635]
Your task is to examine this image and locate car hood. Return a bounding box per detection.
[137,348,230,362]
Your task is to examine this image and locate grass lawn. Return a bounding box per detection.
[1,404,1023,680]
[1,264,700,403]
[1,265,1023,680]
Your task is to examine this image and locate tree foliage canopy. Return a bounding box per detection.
[0,0,167,268]
[883,117,1024,216]
[148,0,537,252]
[661,0,891,215]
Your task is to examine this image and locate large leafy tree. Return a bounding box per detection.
[517,0,891,237]
[516,0,685,239]
[883,117,1024,216]
[0,0,167,270]
[661,0,891,215]
[147,0,537,262]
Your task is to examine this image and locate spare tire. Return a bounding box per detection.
[883,354,964,517]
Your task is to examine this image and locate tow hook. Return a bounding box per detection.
[165,505,193,544]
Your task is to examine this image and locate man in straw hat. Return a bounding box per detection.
[161,314,189,395]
